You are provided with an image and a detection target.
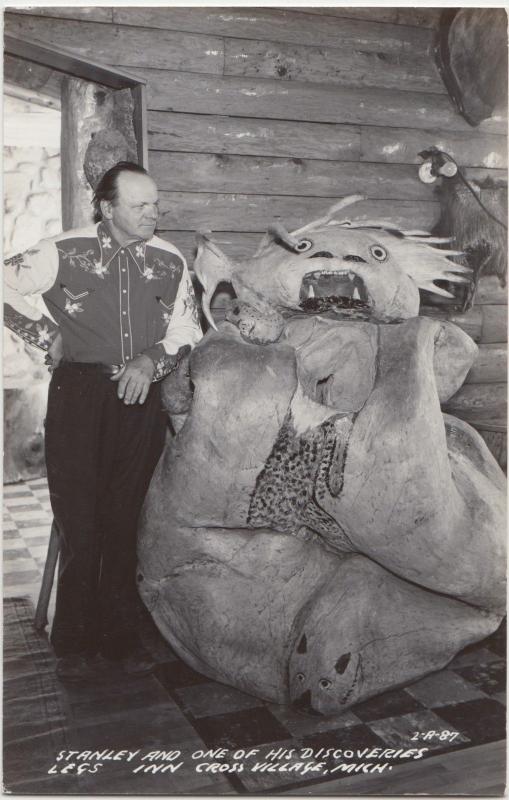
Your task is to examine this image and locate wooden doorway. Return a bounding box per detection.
[3,33,148,481]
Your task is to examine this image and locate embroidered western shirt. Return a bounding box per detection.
[4,221,202,380]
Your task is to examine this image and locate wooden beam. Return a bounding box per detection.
[148,112,360,162]
[132,84,149,169]
[157,193,440,233]
[4,54,63,101]
[149,151,505,200]
[224,38,446,94]
[360,126,507,168]
[466,344,508,384]
[474,276,508,305]
[481,305,508,344]
[112,7,435,56]
[157,230,263,265]
[12,7,113,23]
[420,306,483,342]
[287,8,442,29]
[135,69,506,133]
[4,33,146,90]
[4,14,225,76]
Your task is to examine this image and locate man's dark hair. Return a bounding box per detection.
[93,161,148,223]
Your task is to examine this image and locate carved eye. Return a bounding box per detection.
[319,678,332,690]
[370,244,388,262]
[296,672,305,682]
[296,239,313,253]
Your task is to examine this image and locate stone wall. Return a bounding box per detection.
[4,94,61,254]
[3,93,59,481]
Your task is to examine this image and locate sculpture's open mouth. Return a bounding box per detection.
[299,270,371,314]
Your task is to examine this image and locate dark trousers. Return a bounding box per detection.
[45,364,166,658]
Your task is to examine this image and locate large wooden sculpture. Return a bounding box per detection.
[138,196,505,715]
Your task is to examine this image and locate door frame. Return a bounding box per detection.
[4,32,148,168]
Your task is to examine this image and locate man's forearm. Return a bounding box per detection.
[4,303,60,351]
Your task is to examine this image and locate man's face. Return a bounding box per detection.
[102,172,159,244]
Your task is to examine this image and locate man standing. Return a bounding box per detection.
[4,162,202,681]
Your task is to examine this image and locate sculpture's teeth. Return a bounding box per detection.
[308,284,315,298]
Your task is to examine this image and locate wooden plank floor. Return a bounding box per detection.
[282,740,506,796]
[4,478,506,796]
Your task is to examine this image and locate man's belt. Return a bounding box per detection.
[56,361,122,377]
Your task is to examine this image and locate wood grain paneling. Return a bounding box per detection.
[4,14,224,75]
[136,69,506,133]
[481,305,508,343]
[149,151,447,200]
[474,276,508,305]
[158,230,264,264]
[443,382,506,428]
[466,344,508,384]
[148,112,360,161]
[224,38,445,94]
[112,7,434,55]
[4,53,63,100]
[288,7,442,29]
[157,193,440,232]
[12,7,113,23]
[420,306,483,342]
[361,126,507,168]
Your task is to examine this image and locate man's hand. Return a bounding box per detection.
[46,332,63,372]
[110,354,155,405]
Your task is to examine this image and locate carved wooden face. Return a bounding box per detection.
[194,197,469,338]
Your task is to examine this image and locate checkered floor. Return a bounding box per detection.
[3,478,507,794]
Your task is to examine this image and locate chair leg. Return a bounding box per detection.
[34,520,60,632]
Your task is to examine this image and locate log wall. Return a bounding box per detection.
[5,7,507,461]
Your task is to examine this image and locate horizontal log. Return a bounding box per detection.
[148,112,361,161]
[481,305,508,344]
[466,344,508,384]
[443,382,506,429]
[477,430,507,468]
[474,275,508,305]
[150,152,452,201]
[288,8,442,29]
[420,306,483,342]
[157,194,440,233]
[12,7,112,22]
[157,230,263,265]
[136,69,505,133]
[224,38,446,94]
[361,126,507,168]
[4,14,224,74]
[112,7,434,56]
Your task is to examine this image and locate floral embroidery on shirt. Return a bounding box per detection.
[4,305,57,352]
[135,244,145,259]
[182,278,200,325]
[58,246,101,274]
[4,252,35,275]
[151,257,182,280]
[143,267,155,281]
[92,260,109,278]
[36,324,52,346]
[101,235,112,250]
[65,298,84,315]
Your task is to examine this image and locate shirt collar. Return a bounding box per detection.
[97,221,148,271]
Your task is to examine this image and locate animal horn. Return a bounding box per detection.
[194,231,234,331]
